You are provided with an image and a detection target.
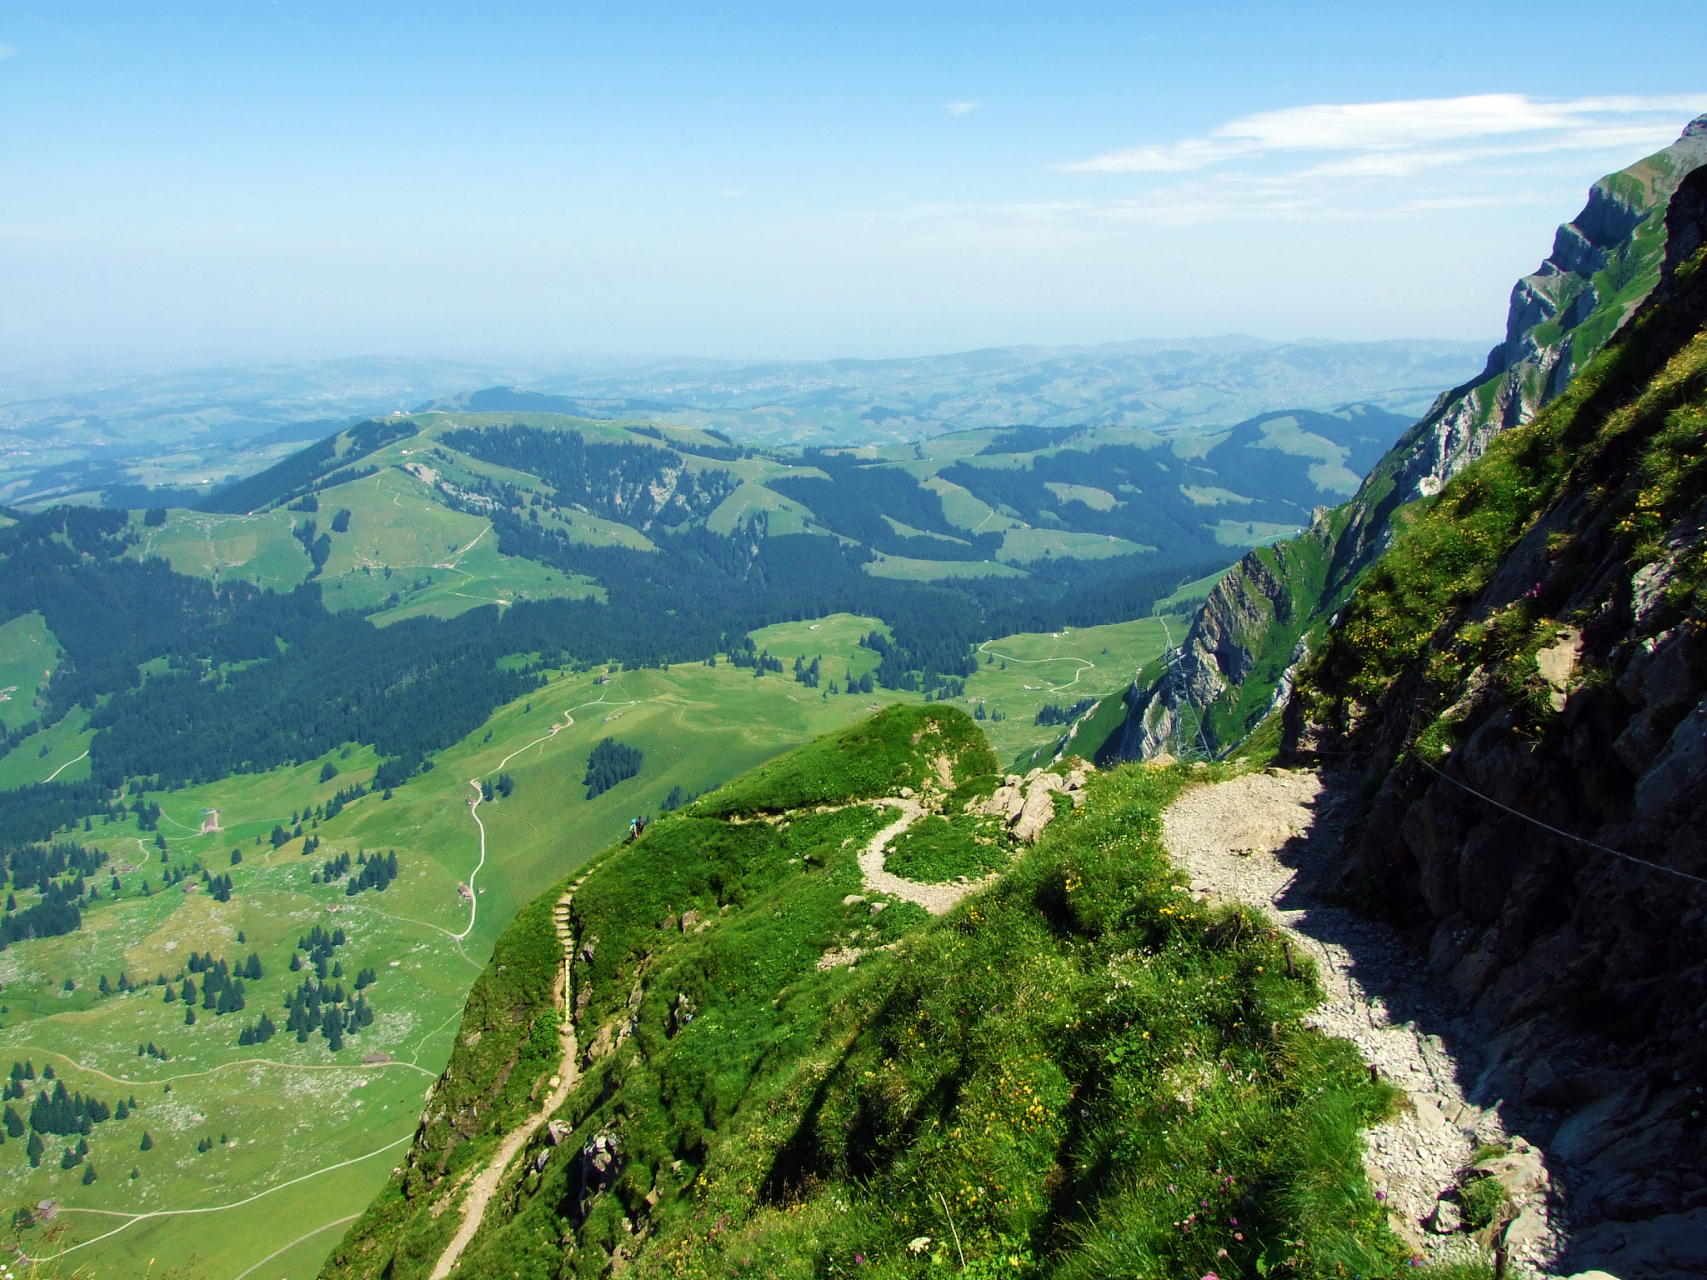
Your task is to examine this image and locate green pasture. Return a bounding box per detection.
[1152,564,1234,613]
[308,469,603,623]
[126,509,311,591]
[862,553,1025,580]
[745,614,886,684]
[955,616,1178,762]
[0,615,923,1278]
[704,481,820,536]
[0,612,58,732]
[998,526,1154,561]
[0,708,92,790]
[113,460,607,629]
[1211,518,1305,546]
[920,476,1023,535]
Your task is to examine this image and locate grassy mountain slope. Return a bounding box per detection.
[0,623,948,1278]
[1278,189,1707,1279]
[322,706,1422,1280]
[1115,117,1707,764]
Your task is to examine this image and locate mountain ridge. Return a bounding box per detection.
[1115,116,1707,765]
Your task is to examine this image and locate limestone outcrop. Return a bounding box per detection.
[965,764,1089,843]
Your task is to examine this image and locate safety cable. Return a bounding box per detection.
[1408,749,1707,889]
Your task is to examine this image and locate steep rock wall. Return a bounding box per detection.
[1284,225,1707,1279]
[1116,117,1707,763]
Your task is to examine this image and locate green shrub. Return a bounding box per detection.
[1460,1175,1510,1231]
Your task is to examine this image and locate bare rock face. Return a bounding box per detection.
[1399,121,1707,506]
[665,992,694,1037]
[1118,547,1301,759]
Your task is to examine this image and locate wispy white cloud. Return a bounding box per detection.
[944,101,979,116]
[1062,93,1707,174]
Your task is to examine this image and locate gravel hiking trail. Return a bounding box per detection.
[1162,769,1563,1275]
[857,798,989,915]
[429,886,581,1280]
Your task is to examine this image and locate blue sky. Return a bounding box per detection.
[3,2,1706,361]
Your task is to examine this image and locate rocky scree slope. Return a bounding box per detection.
[1118,117,1707,764]
[319,706,1424,1280]
[1283,206,1707,1280]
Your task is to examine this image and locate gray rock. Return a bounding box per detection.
[1474,1137,1550,1195]
[1635,692,1707,818]
[1568,1206,1707,1280]
[1429,1198,1462,1234]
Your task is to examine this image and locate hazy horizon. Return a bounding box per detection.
[3,3,1704,363]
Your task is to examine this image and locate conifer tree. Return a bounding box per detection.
[139,1131,153,1150]
[25,1132,42,1166]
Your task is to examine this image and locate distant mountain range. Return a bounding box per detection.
[429,336,1489,447]
[0,337,1488,511]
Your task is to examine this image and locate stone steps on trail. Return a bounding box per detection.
[554,889,577,1029]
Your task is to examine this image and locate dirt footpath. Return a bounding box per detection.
[1161,769,1564,1275]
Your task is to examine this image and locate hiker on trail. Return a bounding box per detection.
[629,816,640,841]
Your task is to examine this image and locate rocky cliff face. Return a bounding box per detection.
[1117,524,1320,758]
[1285,213,1707,1279]
[1396,117,1707,507]
[1117,117,1707,764]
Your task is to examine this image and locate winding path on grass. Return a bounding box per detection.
[454,708,577,942]
[231,1213,360,1280]
[975,637,1096,695]
[3,1045,438,1089]
[428,888,581,1280]
[23,1132,416,1264]
[763,794,994,918]
[855,798,993,916]
[42,749,88,783]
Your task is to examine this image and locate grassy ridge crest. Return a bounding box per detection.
[322,707,1441,1280]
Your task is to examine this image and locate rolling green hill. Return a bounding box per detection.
[0,621,949,1277]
